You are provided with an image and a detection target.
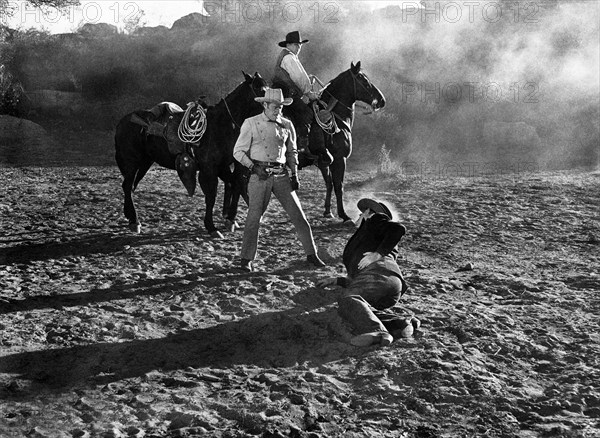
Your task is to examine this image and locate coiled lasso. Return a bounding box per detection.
[309,75,339,135]
[177,101,207,143]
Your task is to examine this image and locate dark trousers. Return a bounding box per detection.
[284,97,313,140]
[271,82,313,139]
[338,262,406,336]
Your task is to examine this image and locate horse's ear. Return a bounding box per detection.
[242,71,252,82]
[351,61,361,73]
[254,71,262,78]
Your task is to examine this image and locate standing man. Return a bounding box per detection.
[233,88,326,273]
[318,199,418,347]
[272,31,319,152]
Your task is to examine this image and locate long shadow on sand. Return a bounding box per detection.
[0,230,199,265]
[0,302,354,396]
[0,272,204,314]
[0,263,339,314]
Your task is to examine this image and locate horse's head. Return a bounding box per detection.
[349,61,386,112]
[238,71,267,116]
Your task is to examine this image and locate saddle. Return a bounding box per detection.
[129,100,207,156]
[129,102,184,140]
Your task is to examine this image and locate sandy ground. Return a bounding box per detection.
[1,163,599,438]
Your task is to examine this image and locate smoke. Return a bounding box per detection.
[4,0,599,169]
[333,1,599,171]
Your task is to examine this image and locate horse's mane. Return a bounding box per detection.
[323,68,354,94]
[208,76,265,126]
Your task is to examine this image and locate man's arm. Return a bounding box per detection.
[372,215,406,256]
[281,54,312,95]
[284,121,299,175]
[233,119,254,169]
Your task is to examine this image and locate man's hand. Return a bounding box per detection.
[316,277,337,288]
[301,95,310,104]
[358,251,382,270]
[290,174,299,191]
[252,163,269,180]
[308,90,319,101]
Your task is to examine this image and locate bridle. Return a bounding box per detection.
[222,78,266,129]
[312,69,379,134]
[316,70,377,113]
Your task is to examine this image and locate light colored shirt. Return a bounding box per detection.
[280,51,312,95]
[233,112,298,171]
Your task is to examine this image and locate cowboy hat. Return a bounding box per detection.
[255,88,293,105]
[357,198,392,219]
[278,31,309,47]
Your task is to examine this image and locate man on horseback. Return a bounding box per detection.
[271,31,319,153]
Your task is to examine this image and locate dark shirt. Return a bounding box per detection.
[338,213,406,286]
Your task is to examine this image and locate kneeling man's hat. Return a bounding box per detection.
[255,88,293,106]
[357,198,392,219]
[279,31,309,47]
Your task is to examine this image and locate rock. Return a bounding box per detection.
[0,115,49,143]
[125,427,144,438]
[456,262,474,272]
[78,23,118,37]
[101,427,125,438]
[132,25,169,37]
[288,393,307,405]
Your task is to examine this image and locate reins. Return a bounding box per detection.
[222,96,241,130]
[310,70,378,135]
[221,78,265,130]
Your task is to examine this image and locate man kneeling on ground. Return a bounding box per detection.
[318,198,419,347]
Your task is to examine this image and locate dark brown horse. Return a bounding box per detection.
[115,72,266,235]
[298,61,386,222]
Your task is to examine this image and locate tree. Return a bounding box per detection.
[0,0,79,17]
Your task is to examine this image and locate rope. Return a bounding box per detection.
[177,101,207,144]
[310,75,339,135]
[312,101,338,135]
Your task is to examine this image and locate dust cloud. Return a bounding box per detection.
[3,0,598,170]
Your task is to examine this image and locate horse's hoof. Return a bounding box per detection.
[129,223,141,233]
[323,212,334,218]
[224,220,240,232]
[210,230,225,239]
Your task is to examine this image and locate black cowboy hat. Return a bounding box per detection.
[357,198,392,219]
[278,31,309,47]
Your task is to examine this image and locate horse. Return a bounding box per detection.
[296,61,386,222]
[114,71,267,235]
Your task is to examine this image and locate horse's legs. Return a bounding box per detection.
[330,157,351,222]
[222,178,232,219]
[121,169,141,232]
[198,170,221,237]
[133,157,153,191]
[320,166,334,218]
[228,163,251,228]
[219,167,240,232]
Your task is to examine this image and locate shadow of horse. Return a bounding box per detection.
[115,72,267,236]
[297,61,386,222]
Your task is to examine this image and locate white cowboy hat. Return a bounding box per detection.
[255,88,293,106]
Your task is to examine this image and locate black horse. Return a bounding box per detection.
[297,61,386,222]
[115,71,266,235]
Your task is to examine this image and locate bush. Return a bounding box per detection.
[377,144,396,175]
[0,64,23,116]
